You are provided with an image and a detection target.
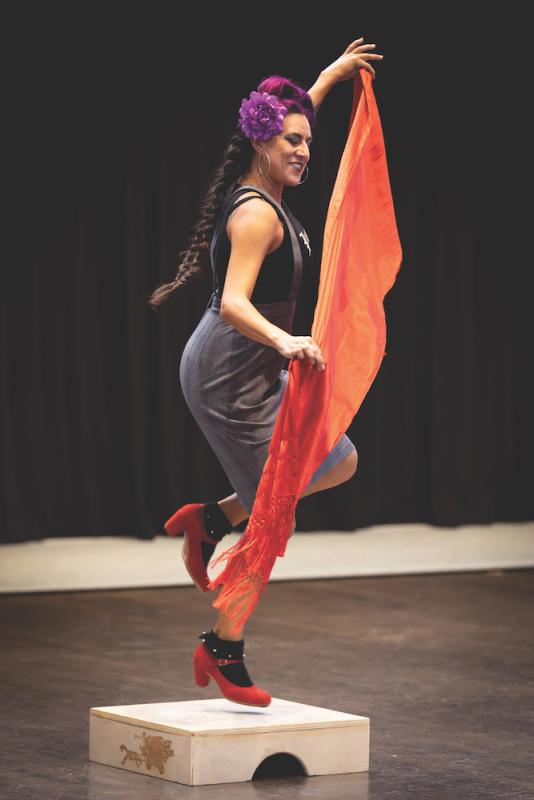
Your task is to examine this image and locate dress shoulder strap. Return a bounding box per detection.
[228,192,270,214]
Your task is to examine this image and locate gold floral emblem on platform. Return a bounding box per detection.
[120,731,174,774]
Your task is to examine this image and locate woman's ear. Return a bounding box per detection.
[251,139,262,157]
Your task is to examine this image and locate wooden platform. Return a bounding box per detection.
[89,698,370,786]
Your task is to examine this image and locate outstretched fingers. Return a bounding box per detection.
[343,36,365,53]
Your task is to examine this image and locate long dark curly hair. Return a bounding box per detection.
[147,75,316,309]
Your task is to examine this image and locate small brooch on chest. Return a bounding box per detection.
[299,230,311,256]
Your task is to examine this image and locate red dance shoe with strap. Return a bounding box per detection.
[193,630,272,708]
[164,502,231,592]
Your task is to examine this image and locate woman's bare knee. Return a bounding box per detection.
[300,447,358,498]
[345,448,358,479]
[332,448,358,484]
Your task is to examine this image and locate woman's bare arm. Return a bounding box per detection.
[307,71,338,112]
[220,198,326,370]
[307,36,383,110]
[220,199,287,350]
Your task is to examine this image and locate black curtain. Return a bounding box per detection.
[1,7,531,544]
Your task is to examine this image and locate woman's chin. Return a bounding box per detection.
[286,171,303,186]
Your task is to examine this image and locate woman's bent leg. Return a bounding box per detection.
[212,449,356,639]
[218,494,248,527]
[300,448,358,498]
[216,445,357,530]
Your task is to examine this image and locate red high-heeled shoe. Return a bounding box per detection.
[164,503,219,592]
[193,631,272,707]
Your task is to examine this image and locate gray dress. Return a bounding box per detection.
[179,183,356,514]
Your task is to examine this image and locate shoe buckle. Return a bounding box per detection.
[217,657,241,666]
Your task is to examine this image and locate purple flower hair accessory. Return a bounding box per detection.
[238,90,288,141]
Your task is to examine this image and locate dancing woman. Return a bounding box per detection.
[148,37,383,707]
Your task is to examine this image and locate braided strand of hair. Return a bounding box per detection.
[147,131,250,309]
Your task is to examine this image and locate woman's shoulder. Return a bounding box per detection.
[224,189,285,239]
[226,190,276,224]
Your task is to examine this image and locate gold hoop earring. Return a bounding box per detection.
[298,164,310,185]
[258,149,271,179]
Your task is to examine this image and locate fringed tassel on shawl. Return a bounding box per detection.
[207,501,295,634]
[207,431,300,635]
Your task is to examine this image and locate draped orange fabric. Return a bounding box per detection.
[207,72,403,634]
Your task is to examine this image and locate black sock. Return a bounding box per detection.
[199,630,253,687]
[203,501,233,542]
[199,502,233,568]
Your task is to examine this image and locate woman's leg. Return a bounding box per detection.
[300,448,358,498]
[212,449,358,639]
[218,448,358,524]
[214,606,246,640]
[217,495,248,527]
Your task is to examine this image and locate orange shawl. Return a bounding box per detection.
[207,72,403,634]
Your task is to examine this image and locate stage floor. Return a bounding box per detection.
[1,569,533,799]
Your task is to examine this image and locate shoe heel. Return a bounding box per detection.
[193,646,210,687]
[164,506,187,537]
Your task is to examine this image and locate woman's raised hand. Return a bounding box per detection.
[321,36,384,82]
[274,332,326,371]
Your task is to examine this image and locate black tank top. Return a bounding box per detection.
[211,187,312,303]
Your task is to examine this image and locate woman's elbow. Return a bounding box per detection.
[219,299,234,322]
[220,295,247,322]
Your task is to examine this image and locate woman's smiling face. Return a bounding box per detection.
[255,112,312,186]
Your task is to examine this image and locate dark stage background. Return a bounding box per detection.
[1,7,531,543]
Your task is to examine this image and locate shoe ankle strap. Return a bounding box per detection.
[199,630,246,661]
